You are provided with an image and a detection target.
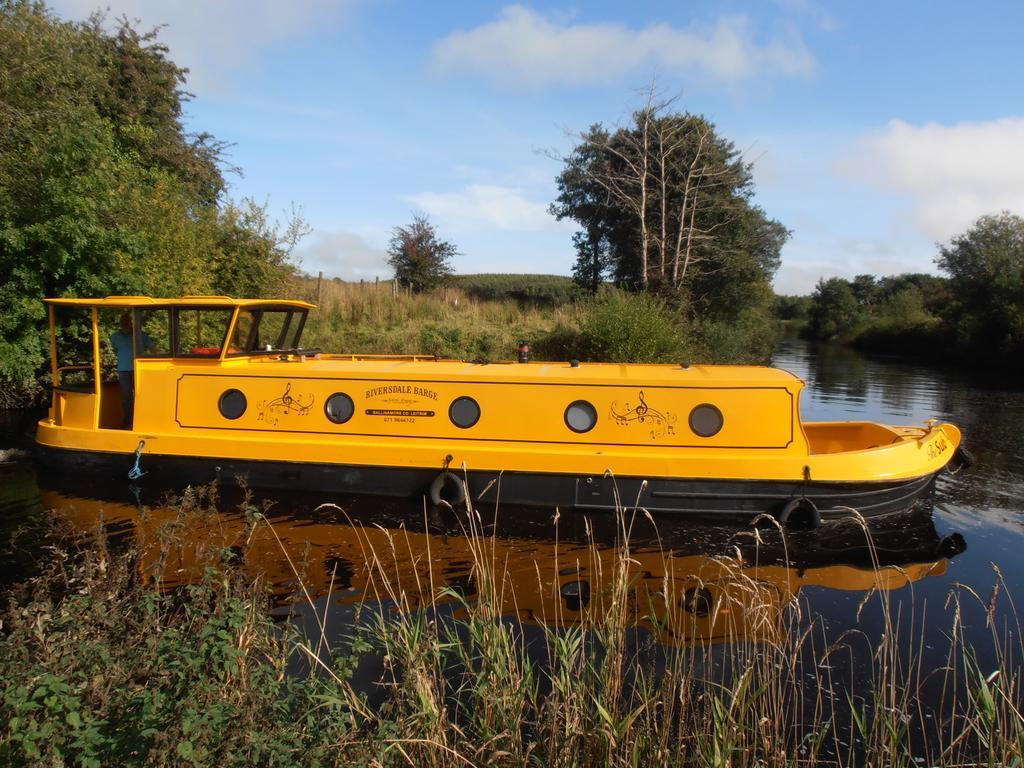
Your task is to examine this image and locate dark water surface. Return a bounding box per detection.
[2,337,1024,682]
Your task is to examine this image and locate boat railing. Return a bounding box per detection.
[53,364,96,392]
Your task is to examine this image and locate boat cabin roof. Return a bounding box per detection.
[44,296,316,310]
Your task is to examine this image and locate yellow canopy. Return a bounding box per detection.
[44,295,316,309]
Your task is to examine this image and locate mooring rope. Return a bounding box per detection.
[128,439,146,480]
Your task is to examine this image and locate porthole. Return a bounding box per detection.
[681,586,714,617]
[564,400,598,433]
[449,396,480,429]
[689,403,723,438]
[219,389,247,420]
[324,392,355,424]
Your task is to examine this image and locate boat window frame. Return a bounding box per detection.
[125,303,310,360]
[171,305,235,358]
[129,304,234,360]
[225,306,309,357]
[133,307,174,360]
[48,304,101,393]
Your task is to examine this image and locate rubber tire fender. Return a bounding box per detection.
[778,497,821,530]
[951,445,976,472]
[429,471,466,506]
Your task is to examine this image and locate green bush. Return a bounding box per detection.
[693,307,777,364]
[417,323,464,357]
[574,290,688,363]
[0,532,353,766]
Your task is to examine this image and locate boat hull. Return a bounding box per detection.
[35,443,941,521]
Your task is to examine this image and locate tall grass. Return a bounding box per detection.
[290,276,578,361]
[286,276,773,363]
[3,484,1021,766]
[344,494,1022,767]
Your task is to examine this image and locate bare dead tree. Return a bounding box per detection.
[557,86,748,292]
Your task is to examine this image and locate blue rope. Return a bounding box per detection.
[128,439,146,480]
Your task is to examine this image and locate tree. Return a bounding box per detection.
[570,228,611,293]
[551,91,787,305]
[851,274,878,308]
[387,215,457,292]
[806,278,863,341]
[936,211,1024,357]
[0,1,303,400]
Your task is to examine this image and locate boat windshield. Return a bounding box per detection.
[228,306,308,355]
[134,306,234,359]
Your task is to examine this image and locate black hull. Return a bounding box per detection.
[35,444,939,521]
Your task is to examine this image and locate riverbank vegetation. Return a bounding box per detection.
[293,275,776,365]
[2,487,1022,766]
[801,212,1024,371]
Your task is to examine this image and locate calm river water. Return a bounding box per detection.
[2,336,1024,682]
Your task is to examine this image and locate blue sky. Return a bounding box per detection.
[51,0,1024,293]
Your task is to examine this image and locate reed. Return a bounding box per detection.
[2,484,1022,766]
[275,486,1024,767]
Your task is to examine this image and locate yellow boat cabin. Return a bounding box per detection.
[35,296,971,526]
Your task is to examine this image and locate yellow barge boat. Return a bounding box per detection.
[35,296,971,525]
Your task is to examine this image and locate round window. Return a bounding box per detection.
[681,586,714,617]
[689,403,724,438]
[324,392,355,424]
[449,396,481,429]
[564,400,598,433]
[219,389,247,420]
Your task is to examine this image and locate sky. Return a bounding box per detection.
[49,0,1024,294]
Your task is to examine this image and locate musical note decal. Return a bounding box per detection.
[256,382,314,426]
[610,390,677,440]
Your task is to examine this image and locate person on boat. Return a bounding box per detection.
[110,313,151,429]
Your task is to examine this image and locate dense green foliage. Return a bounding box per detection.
[803,213,1023,369]
[556,290,687,363]
[551,97,787,362]
[773,294,811,322]
[806,277,864,341]
[0,523,356,766]
[387,214,456,293]
[450,273,577,306]
[0,1,301,399]
[804,273,950,354]
[937,211,1024,361]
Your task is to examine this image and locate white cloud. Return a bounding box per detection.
[771,0,838,31]
[773,236,936,295]
[48,0,352,93]
[431,6,815,87]
[294,229,390,282]
[840,117,1024,241]
[407,185,570,233]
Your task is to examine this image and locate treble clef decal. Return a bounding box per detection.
[610,389,677,440]
[635,391,650,422]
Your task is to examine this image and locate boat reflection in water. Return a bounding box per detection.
[40,480,966,647]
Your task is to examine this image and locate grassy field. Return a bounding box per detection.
[2,484,1021,767]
